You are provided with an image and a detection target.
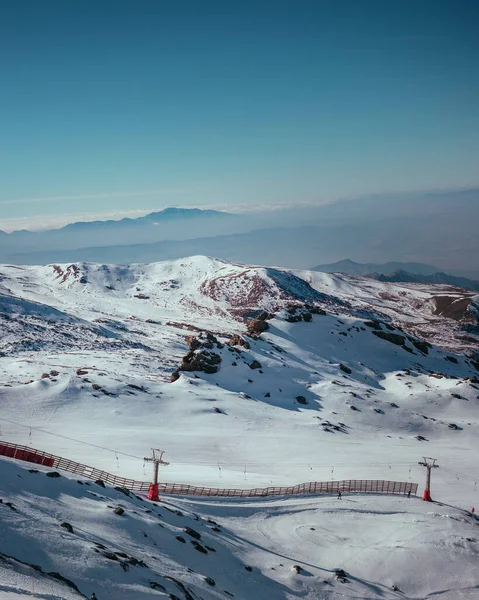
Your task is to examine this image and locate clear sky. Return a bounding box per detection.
[0,0,478,230]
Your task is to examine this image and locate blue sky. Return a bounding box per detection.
[0,0,478,230]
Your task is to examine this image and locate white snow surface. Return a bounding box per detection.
[1,256,478,599]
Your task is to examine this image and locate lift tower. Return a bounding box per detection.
[144,449,169,501]
[418,457,439,501]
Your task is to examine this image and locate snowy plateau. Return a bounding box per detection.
[0,255,478,600]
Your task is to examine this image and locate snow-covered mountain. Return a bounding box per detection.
[1,256,478,599]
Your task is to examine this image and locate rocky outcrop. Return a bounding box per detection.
[226,334,250,349]
[180,350,221,374]
[411,339,431,355]
[185,336,201,351]
[247,319,269,336]
[373,331,405,346]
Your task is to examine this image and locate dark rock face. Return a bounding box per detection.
[296,396,308,405]
[339,363,352,374]
[46,472,61,479]
[249,360,262,370]
[247,319,269,336]
[411,339,431,354]
[95,479,106,488]
[183,526,201,540]
[373,331,405,346]
[60,522,74,533]
[114,507,125,516]
[180,350,222,374]
[170,371,180,383]
[364,320,382,330]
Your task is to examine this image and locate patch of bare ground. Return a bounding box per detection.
[200,272,274,307]
[433,295,475,320]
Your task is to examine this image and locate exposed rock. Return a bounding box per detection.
[302,312,312,322]
[373,331,405,346]
[247,319,269,336]
[226,334,250,349]
[364,320,382,330]
[46,472,61,478]
[60,522,74,533]
[335,569,348,583]
[183,526,201,540]
[293,564,303,574]
[185,336,201,351]
[411,339,431,354]
[296,396,308,405]
[76,368,88,375]
[204,577,216,586]
[190,540,208,554]
[339,363,352,374]
[170,371,180,383]
[180,350,222,374]
[150,581,166,591]
[249,360,262,370]
[445,355,458,363]
[95,479,105,488]
[175,535,186,543]
[114,507,125,516]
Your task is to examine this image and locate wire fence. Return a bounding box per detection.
[0,440,418,498]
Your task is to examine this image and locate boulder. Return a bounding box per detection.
[247,319,269,336]
[180,350,221,374]
[249,360,262,370]
[226,334,250,349]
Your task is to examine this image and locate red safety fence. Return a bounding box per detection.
[0,441,418,498]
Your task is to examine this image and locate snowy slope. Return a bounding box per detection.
[1,458,478,600]
[1,256,478,599]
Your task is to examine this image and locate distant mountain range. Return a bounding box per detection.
[369,270,479,291]
[0,207,235,236]
[312,259,479,291]
[311,259,441,276]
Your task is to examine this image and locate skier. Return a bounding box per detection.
[338,491,342,500]
[407,490,411,499]
[90,594,97,600]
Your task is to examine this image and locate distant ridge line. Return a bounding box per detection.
[0,440,418,498]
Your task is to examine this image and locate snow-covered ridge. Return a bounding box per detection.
[0,256,477,352]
